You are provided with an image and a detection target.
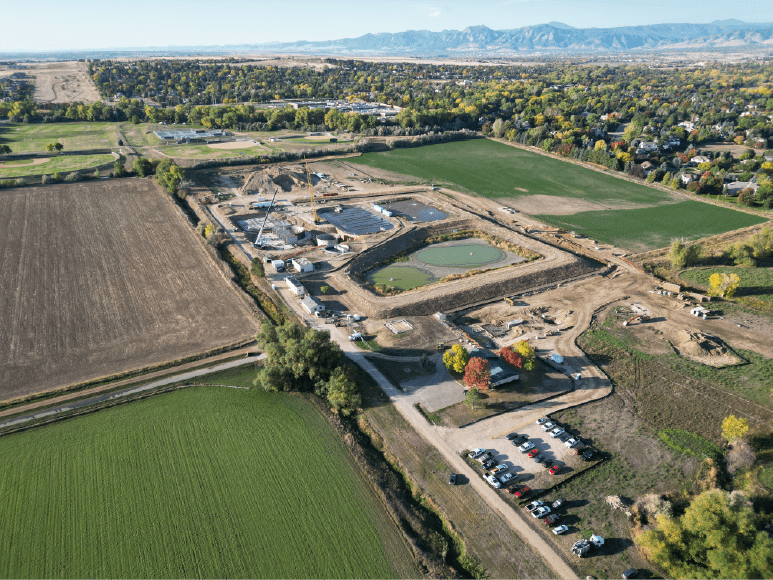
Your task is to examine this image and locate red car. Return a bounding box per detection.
[528,449,540,458]
[549,465,560,475]
[514,486,531,498]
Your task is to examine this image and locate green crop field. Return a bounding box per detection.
[680,266,773,304]
[0,122,120,153]
[355,139,673,205]
[0,154,115,178]
[537,202,768,252]
[0,387,415,578]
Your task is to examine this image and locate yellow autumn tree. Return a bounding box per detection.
[709,272,740,298]
[513,339,536,371]
[722,415,750,443]
[442,344,469,374]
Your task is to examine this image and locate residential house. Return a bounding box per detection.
[726,181,758,197]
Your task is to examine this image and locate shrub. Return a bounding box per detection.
[64,172,83,182]
[41,174,53,184]
[14,177,26,187]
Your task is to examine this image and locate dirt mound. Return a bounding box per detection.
[670,329,741,367]
[241,166,309,196]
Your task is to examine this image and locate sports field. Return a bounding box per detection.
[536,201,768,252]
[354,140,769,251]
[0,122,120,153]
[0,387,415,578]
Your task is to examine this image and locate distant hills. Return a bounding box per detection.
[253,21,773,56]
[4,20,773,60]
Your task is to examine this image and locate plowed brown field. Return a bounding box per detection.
[0,180,258,401]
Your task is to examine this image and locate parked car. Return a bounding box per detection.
[505,432,519,440]
[544,514,560,525]
[536,417,549,425]
[508,485,521,495]
[552,524,569,535]
[514,486,530,498]
[559,433,572,442]
[528,448,540,458]
[582,449,595,461]
[525,500,544,512]
[518,442,536,453]
[621,568,638,579]
[565,437,579,448]
[499,472,515,485]
[491,464,508,475]
[449,473,457,485]
[552,498,567,509]
[468,448,486,458]
[549,465,560,475]
[540,421,556,431]
[484,474,501,489]
[511,435,528,446]
[483,459,498,470]
[532,506,551,518]
[533,454,544,463]
[549,427,565,438]
[476,451,494,463]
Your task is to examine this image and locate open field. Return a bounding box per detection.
[26,61,101,104]
[0,153,115,178]
[0,387,415,578]
[537,201,768,252]
[0,180,258,401]
[354,139,675,207]
[577,306,773,442]
[680,266,773,306]
[0,122,120,153]
[352,139,767,252]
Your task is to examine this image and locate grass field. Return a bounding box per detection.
[0,153,115,178]
[0,180,257,401]
[159,144,266,159]
[0,122,120,153]
[537,201,768,252]
[353,140,768,252]
[0,387,414,578]
[680,266,773,305]
[355,139,673,205]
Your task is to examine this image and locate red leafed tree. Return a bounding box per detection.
[499,346,522,369]
[464,357,491,390]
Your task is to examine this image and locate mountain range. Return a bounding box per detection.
[249,20,773,56]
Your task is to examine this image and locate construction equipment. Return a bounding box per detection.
[622,315,650,327]
[305,160,320,224]
[252,188,279,247]
[505,297,516,306]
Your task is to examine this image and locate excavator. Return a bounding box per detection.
[622,315,650,327]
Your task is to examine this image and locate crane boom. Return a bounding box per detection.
[305,160,319,223]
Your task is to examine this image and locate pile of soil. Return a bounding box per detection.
[670,329,741,367]
[241,166,309,196]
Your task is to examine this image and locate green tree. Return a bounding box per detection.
[668,239,702,269]
[722,415,750,443]
[132,157,153,177]
[442,344,469,374]
[464,356,491,390]
[738,188,757,207]
[320,286,330,295]
[465,387,483,410]
[54,142,63,152]
[113,160,126,177]
[637,489,773,579]
[324,367,361,416]
[254,322,343,393]
[155,159,184,194]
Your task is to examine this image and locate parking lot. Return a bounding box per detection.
[464,416,600,498]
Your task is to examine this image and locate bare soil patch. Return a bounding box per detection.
[28,61,101,104]
[506,193,681,216]
[208,140,260,150]
[0,157,50,167]
[0,180,258,401]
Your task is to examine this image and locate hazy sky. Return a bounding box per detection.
[3,0,773,51]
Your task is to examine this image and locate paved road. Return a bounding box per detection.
[0,355,264,430]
